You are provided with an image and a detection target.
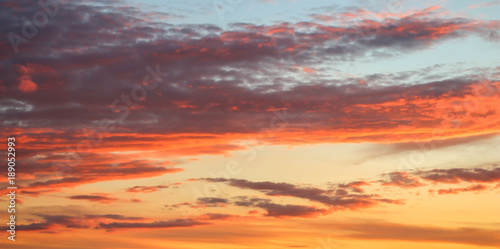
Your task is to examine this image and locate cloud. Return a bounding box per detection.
[126,184,176,193]
[83,214,145,220]
[232,197,329,218]
[257,203,328,218]
[201,178,400,210]
[14,212,235,232]
[197,197,228,204]
[1,0,499,200]
[388,133,499,156]
[166,201,192,208]
[188,166,500,218]
[15,64,48,93]
[196,197,229,207]
[467,1,500,9]
[67,194,119,204]
[380,172,425,188]
[98,219,208,230]
[16,213,147,232]
[20,159,183,193]
[18,75,38,92]
[416,166,500,183]
[98,212,238,230]
[338,181,371,193]
[436,184,488,194]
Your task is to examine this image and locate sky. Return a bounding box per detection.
[0,0,499,248]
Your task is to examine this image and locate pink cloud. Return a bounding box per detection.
[18,75,38,92]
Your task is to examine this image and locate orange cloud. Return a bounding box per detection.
[437,184,488,194]
[18,75,38,92]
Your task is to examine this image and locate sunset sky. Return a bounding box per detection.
[1,0,500,248]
